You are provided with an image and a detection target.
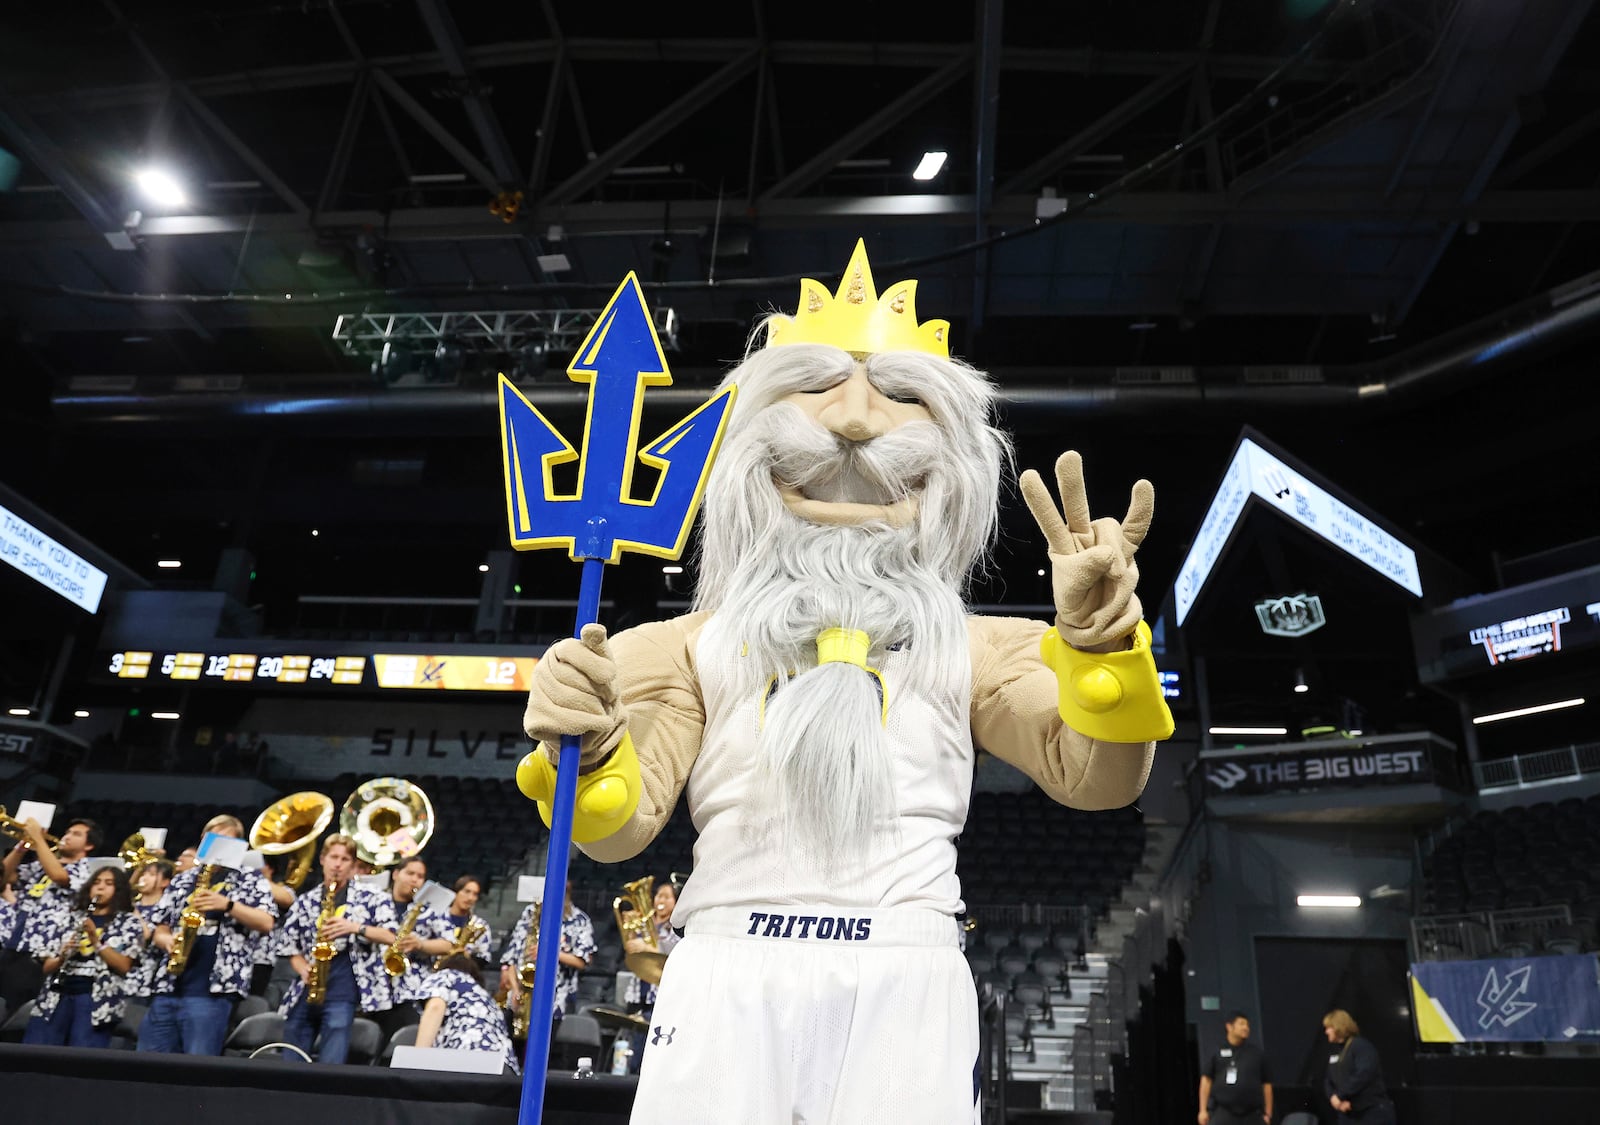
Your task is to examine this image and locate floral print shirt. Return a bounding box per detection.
[32,909,145,1029]
[11,857,94,957]
[276,882,398,1014]
[125,900,166,999]
[150,864,279,998]
[422,967,521,1074]
[500,904,595,1014]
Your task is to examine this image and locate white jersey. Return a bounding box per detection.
[674,633,974,925]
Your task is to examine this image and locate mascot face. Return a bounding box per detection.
[774,361,931,529]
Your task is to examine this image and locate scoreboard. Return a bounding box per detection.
[98,648,539,693]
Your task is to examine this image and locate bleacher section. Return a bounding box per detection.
[1417,794,1600,957]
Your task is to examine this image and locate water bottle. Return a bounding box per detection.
[573,1056,595,1079]
[610,1036,632,1075]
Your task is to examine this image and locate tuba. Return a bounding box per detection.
[340,777,434,870]
[614,875,668,985]
[251,792,335,890]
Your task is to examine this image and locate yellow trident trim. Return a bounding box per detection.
[766,239,951,358]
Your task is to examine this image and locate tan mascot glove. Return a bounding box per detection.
[1020,451,1174,744]
[515,624,641,843]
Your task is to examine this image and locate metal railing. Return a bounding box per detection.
[1474,742,1600,793]
[1410,904,1574,961]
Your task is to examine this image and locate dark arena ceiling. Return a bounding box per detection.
[2,0,1599,741]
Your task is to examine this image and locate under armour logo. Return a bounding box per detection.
[1206,762,1248,791]
[651,1025,676,1046]
[1262,468,1292,500]
[1477,965,1537,1029]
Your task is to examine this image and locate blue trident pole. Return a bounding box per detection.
[499,274,734,1125]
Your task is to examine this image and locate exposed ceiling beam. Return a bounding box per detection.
[315,74,373,217]
[1494,103,1600,186]
[369,68,502,196]
[542,47,761,206]
[20,43,1348,112]
[172,86,311,219]
[761,53,973,201]
[6,189,1599,251]
[412,0,521,187]
[997,66,1193,195]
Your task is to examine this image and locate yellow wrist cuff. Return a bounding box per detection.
[515,731,643,843]
[1039,620,1175,743]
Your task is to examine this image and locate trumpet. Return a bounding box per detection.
[508,903,541,1041]
[614,876,668,985]
[306,878,340,1006]
[0,805,62,853]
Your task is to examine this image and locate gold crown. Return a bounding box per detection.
[766,239,950,359]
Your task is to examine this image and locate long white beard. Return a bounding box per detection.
[693,383,1005,869]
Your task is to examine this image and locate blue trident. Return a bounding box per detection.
[499,273,734,1123]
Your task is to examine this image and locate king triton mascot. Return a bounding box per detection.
[516,241,1174,1123]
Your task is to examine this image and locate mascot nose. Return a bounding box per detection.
[820,370,890,442]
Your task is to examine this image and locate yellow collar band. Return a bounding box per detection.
[816,627,872,669]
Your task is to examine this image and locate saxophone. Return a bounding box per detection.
[509,903,541,1040]
[306,878,340,1006]
[167,865,217,976]
[384,900,425,977]
[433,916,487,969]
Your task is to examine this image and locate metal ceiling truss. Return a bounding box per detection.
[331,306,680,356]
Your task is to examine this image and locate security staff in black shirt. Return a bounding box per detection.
[1323,1009,1395,1124]
[1199,1010,1273,1124]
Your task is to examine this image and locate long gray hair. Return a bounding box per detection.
[692,342,1010,867]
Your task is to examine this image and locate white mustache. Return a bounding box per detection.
[753,406,945,505]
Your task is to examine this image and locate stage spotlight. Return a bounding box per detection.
[134,166,188,208]
[912,150,948,181]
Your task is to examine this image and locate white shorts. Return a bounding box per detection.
[632,905,981,1125]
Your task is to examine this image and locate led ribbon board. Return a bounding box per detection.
[1174,435,1423,626]
[0,502,108,613]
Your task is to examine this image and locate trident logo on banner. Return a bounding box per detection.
[498,274,734,1125]
[499,274,735,562]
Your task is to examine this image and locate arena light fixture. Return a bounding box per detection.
[1471,697,1585,725]
[157,559,182,569]
[7,707,29,717]
[912,150,948,180]
[478,564,490,573]
[134,166,188,208]
[1293,668,1309,693]
[1297,894,1362,908]
[74,710,91,718]
[662,565,684,574]
[151,711,181,720]
[1209,725,1288,736]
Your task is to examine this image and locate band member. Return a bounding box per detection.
[0,816,101,1017]
[24,865,141,1048]
[444,874,494,962]
[173,847,198,874]
[622,879,681,1072]
[516,244,1170,1122]
[277,834,398,1064]
[139,816,277,1055]
[378,856,453,1040]
[416,952,520,1075]
[499,880,594,1019]
[126,858,174,1002]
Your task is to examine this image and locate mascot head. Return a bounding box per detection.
[694,241,1010,867]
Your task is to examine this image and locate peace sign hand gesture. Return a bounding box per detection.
[1020,451,1154,650]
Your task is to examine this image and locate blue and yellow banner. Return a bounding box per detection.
[1411,954,1600,1042]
